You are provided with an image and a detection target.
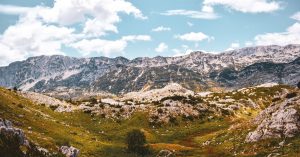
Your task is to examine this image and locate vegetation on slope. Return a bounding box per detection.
[0,85,299,157]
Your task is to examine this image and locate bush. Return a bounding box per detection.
[286,92,297,99]
[90,98,98,104]
[49,105,59,111]
[157,108,164,114]
[126,129,149,155]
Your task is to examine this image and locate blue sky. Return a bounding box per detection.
[0,0,300,66]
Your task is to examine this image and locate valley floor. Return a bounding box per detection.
[1,86,300,157]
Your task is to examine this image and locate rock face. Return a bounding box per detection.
[0,118,49,156]
[59,146,80,157]
[246,92,300,142]
[0,45,300,94]
[0,118,27,146]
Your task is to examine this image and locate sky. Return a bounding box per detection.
[0,0,300,66]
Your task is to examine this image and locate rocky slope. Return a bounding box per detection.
[0,45,299,94]
[246,90,300,142]
[1,82,300,156]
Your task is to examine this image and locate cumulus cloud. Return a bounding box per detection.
[203,0,281,13]
[71,35,151,56]
[175,32,214,42]
[0,4,31,15]
[0,20,75,65]
[254,23,300,46]
[155,42,168,53]
[71,39,127,57]
[26,0,147,36]
[152,26,171,32]
[291,12,300,21]
[161,9,219,19]
[0,0,148,66]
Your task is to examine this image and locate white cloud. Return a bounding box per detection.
[161,0,280,21]
[225,42,240,51]
[230,42,240,48]
[121,35,151,41]
[71,39,127,56]
[155,42,168,53]
[187,22,194,27]
[201,5,214,13]
[152,26,171,32]
[203,0,281,13]
[175,32,214,42]
[71,35,151,56]
[254,23,300,46]
[0,4,31,15]
[0,20,75,66]
[291,12,300,21]
[245,41,253,47]
[161,9,219,19]
[32,0,146,36]
[172,45,194,56]
[0,0,147,66]
[0,0,146,37]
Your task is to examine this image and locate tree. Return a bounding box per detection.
[126,129,149,155]
[297,81,300,89]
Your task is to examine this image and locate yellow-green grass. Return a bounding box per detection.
[1,86,299,157]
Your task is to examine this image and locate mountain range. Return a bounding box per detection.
[0,44,300,95]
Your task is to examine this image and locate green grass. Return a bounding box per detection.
[0,86,300,157]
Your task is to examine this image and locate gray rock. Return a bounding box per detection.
[59,146,80,157]
[246,95,300,142]
[1,45,300,95]
[156,149,175,157]
[0,118,27,146]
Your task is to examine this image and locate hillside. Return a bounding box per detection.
[1,84,300,156]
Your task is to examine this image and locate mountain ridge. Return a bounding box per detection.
[0,44,300,95]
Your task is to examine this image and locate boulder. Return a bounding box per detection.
[59,146,80,157]
[156,149,175,157]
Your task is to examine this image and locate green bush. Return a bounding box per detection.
[126,129,149,155]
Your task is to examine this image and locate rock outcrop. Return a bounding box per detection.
[59,146,80,157]
[0,118,27,146]
[246,92,300,142]
[0,118,49,156]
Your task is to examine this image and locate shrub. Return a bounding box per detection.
[272,97,281,102]
[126,129,149,155]
[49,105,59,111]
[286,92,297,99]
[90,98,98,104]
[157,108,164,114]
